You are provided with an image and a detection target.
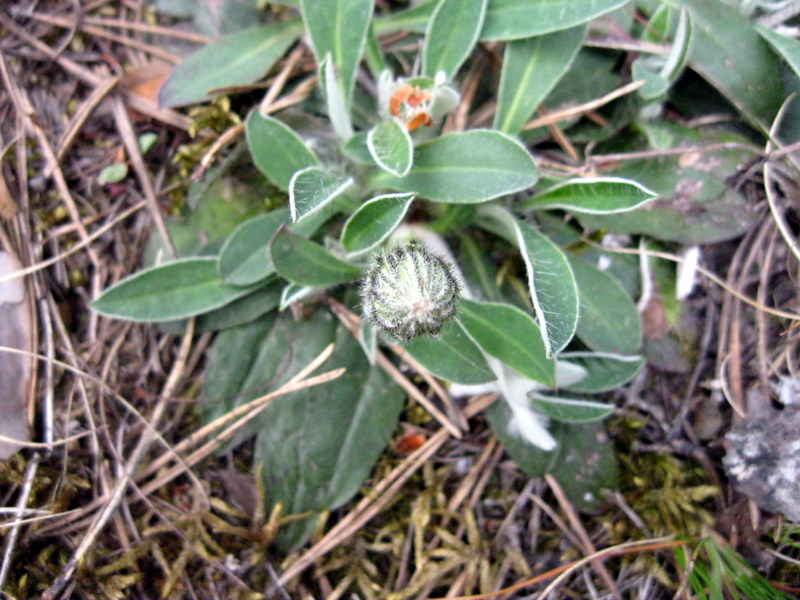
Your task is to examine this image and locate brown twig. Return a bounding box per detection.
[110,95,177,257]
[0,48,101,267]
[42,314,195,599]
[524,80,645,130]
[23,12,183,63]
[0,12,191,130]
[546,474,622,598]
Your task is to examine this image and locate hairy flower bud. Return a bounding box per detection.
[361,242,460,341]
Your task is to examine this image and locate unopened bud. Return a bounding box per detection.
[361,242,460,341]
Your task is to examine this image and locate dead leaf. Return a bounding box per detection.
[641,290,670,340]
[0,251,32,458]
[121,62,172,105]
[0,169,17,220]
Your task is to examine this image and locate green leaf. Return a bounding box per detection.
[374,0,437,34]
[364,23,387,78]
[341,192,415,255]
[521,177,658,214]
[528,393,614,424]
[159,21,302,107]
[358,319,377,363]
[579,124,760,244]
[631,8,693,101]
[367,118,413,177]
[319,54,354,139]
[215,207,330,287]
[92,258,256,322]
[641,3,672,43]
[376,130,538,203]
[568,255,642,354]
[404,319,495,384]
[423,0,488,79]
[138,132,159,154]
[289,166,353,223]
[458,298,554,386]
[158,280,282,334]
[632,58,670,100]
[301,0,373,108]
[218,209,289,286]
[479,205,579,358]
[666,0,782,130]
[480,0,628,41]
[279,282,322,310]
[260,322,404,549]
[562,351,644,393]
[458,236,505,303]
[486,403,618,511]
[189,0,266,37]
[245,111,319,191]
[98,163,128,184]
[202,311,404,550]
[201,314,282,428]
[239,313,403,548]
[660,7,693,82]
[493,25,585,134]
[146,150,270,260]
[341,131,376,165]
[195,281,281,332]
[756,24,800,83]
[270,226,363,286]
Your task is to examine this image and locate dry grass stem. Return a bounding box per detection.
[110,96,177,257]
[591,241,800,321]
[0,201,147,285]
[546,474,621,598]
[524,80,645,130]
[52,75,121,171]
[0,453,41,590]
[0,12,192,130]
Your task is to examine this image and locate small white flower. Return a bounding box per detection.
[376,70,460,131]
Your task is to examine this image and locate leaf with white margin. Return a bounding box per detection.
[479,204,578,358]
[341,192,415,255]
[561,351,644,393]
[458,298,555,386]
[375,129,538,204]
[660,8,692,82]
[529,393,613,424]
[319,54,354,139]
[301,0,373,109]
[449,354,587,452]
[279,282,324,310]
[521,177,658,214]
[367,119,413,177]
[423,0,488,79]
[289,165,353,223]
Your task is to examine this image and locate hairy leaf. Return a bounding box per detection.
[423,0,488,79]
[494,25,586,134]
[92,259,256,322]
[376,130,538,203]
[159,22,302,107]
[246,111,319,191]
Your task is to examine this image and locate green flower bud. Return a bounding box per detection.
[361,242,460,341]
